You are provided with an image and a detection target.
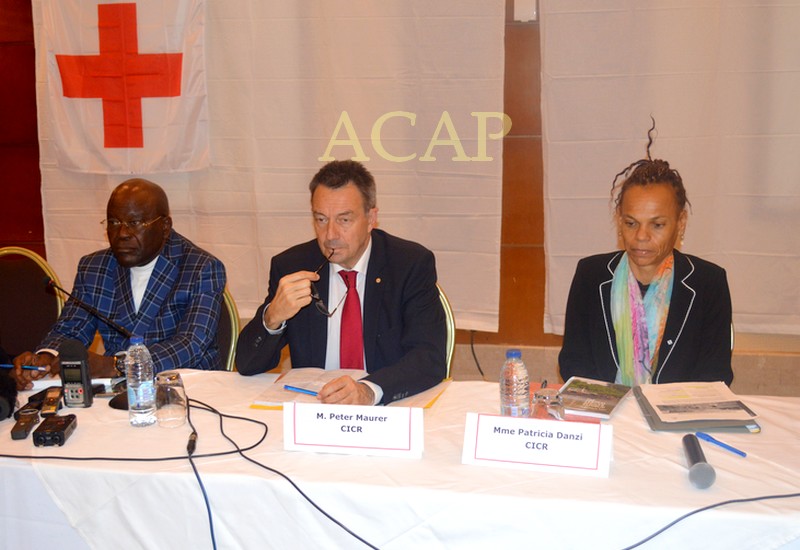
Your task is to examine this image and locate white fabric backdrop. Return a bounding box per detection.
[542,0,800,336]
[33,0,506,331]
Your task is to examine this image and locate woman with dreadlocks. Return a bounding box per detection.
[558,123,733,386]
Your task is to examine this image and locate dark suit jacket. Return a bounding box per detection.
[236,229,447,404]
[558,250,733,385]
[41,230,226,372]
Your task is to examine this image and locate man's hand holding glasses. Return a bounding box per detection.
[262,249,336,330]
[310,249,348,317]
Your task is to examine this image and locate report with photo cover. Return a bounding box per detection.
[633,381,760,433]
[558,377,631,419]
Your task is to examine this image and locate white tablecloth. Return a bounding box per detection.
[1,371,799,549]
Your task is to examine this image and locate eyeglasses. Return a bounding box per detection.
[101,216,164,232]
[310,249,347,317]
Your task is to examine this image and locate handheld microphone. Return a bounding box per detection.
[682,433,716,489]
[44,278,133,338]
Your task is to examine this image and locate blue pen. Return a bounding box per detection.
[0,363,48,372]
[696,431,747,458]
[283,385,318,397]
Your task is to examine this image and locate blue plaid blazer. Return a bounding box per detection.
[41,230,226,372]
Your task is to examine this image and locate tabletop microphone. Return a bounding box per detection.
[44,277,133,338]
[682,433,716,489]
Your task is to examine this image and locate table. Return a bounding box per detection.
[1,371,799,549]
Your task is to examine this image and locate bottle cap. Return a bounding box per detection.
[505,348,522,359]
[130,335,144,345]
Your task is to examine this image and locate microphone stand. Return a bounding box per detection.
[45,278,133,338]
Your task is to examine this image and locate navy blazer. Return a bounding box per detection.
[558,250,733,385]
[41,230,226,372]
[236,229,447,404]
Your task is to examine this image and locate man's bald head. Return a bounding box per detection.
[105,178,172,267]
[108,178,170,217]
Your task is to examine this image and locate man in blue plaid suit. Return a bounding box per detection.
[11,179,226,390]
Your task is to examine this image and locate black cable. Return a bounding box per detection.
[189,398,381,550]
[0,404,268,462]
[186,398,217,550]
[4,400,797,550]
[0,402,268,548]
[186,456,215,548]
[621,491,800,549]
[469,330,486,380]
[2,401,377,548]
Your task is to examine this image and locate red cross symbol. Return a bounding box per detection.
[56,3,183,148]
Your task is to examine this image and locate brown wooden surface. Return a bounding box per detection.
[462,5,562,348]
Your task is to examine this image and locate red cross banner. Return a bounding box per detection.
[34,1,506,333]
[40,0,208,173]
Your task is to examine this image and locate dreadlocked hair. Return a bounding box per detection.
[611,117,690,213]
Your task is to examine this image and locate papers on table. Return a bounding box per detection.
[250,368,452,409]
[634,381,760,432]
[251,368,365,408]
[390,378,452,409]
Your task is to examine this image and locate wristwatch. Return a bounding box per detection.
[113,351,127,377]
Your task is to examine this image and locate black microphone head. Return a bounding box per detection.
[688,461,716,489]
[683,434,716,489]
[0,371,18,420]
[58,339,89,360]
[43,276,55,289]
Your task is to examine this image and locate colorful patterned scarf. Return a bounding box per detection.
[610,253,674,386]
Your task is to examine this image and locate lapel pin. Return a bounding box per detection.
[375,277,381,284]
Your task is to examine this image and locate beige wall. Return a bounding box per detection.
[449,343,799,397]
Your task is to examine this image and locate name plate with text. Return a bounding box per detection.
[462,413,613,477]
[283,402,424,458]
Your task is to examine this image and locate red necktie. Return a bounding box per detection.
[339,270,364,370]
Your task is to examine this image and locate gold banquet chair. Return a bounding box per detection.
[216,287,240,371]
[437,283,456,379]
[0,247,65,356]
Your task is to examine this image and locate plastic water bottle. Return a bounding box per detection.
[500,348,530,417]
[125,336,156,427]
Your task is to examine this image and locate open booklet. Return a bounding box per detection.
[251,368,451,410]
[634,381,760,433]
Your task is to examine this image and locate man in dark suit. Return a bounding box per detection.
[11,178,226,390]
[236,160,446,405]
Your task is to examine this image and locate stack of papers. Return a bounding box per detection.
[250,368,451,409]
[634,381,760,433]
[251,369,365,409]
